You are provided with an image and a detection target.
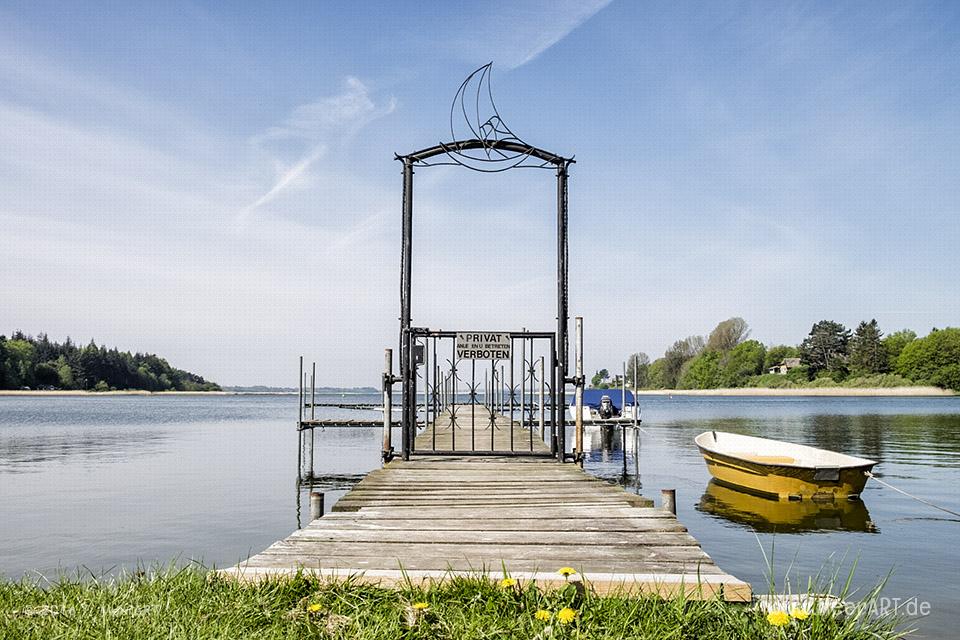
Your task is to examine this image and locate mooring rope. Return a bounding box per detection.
[865,471,960,519]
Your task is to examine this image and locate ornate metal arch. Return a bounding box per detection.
[395,64,574,461]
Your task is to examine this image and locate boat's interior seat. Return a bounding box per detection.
[736,454,797,465]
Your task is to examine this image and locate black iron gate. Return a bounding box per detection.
[403,329,560,457]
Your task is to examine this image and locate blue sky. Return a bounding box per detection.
[2,1,958,386]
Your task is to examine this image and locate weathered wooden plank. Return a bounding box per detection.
[235,555,728,577]
[240,552,724,573]
[257,540,712,563]
[288,529,699,546]
[304,517,687,532]
[342,506,672,519]
[220,566,751,602]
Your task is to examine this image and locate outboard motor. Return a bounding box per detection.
[599,395,616,419]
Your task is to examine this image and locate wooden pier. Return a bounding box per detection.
[224,407,751,601]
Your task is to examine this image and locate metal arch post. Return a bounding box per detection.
[556,162,570,461]
[400,158,414,460]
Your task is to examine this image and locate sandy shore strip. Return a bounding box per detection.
[634,387,955,397]
[0,390,231,396]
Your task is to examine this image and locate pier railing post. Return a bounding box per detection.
[575,316,584,467]
[383,348,394,462]
[298,356,304,480]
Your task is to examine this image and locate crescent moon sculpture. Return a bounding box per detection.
[418,63,558,172]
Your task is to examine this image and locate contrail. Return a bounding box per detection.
[241,144,326,218]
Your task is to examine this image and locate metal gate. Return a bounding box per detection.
[401,329,561,457]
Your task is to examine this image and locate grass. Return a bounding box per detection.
[0,565,909,639]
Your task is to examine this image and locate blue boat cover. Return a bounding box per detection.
[569,389,636,410]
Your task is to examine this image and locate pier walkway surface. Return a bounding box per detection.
[223,406,751,601]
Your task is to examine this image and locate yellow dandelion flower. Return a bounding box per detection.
[557,607,577,624]
[412,602,429,611]
[306,603,322,613]
[790,607,810,620]
[766,610,790,626]
[557,567,578,577]
[534,609,552,621]
[499,577,518,588]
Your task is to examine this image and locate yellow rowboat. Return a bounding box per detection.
[695,431,876,501]
[698,480,877,533]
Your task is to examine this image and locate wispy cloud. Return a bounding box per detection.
[241,77,396,218]
[450,0,612,69]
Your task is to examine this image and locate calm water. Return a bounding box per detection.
[1,395,958,637]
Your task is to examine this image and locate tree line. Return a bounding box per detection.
[0,332,221,392]
[592,318,959,392]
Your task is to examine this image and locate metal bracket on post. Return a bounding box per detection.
[382,348,398,463]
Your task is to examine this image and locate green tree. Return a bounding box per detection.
[625,352,650,389]
[662,335,704,388]
[896,328,960,391]
[0,336,8,388]
[883,329,916,370]
[0,332,220,391]
[721,340,767,387]
[57,359,75,389]
[764,345,799,371]
[647,358,667,389]
[706,317,750,353]
[679,351,722,389]
[34,362,60,387]
[590,369,610,388]
[4,339,37,388]
[800,321,851,378]
[849,319,888,375]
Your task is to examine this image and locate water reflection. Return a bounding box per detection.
[294,474,365,528]
[0,429,169,472]
[697,480,877,534]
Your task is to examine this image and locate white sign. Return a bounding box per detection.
[455,332,512,360]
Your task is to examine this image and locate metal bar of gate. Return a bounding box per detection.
[450,339,456,452]
[529,338,534,452]
[539,356,545,441]
[471,359,476,451]
[509,339,515,452]
[491,360,496,451]
[520,335,526,449]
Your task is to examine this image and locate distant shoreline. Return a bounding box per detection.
[0,389,372,397]
[634,386,955,397]
[0,390,233,396]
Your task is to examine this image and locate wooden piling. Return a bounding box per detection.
[310,491,325,520]
[383,349,393,460]
[661,489,677,514]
